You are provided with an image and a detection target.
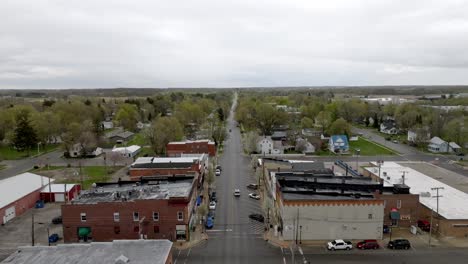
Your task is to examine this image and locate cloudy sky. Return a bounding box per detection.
[1,0,468,89]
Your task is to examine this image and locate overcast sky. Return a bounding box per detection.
[1,0,468,89]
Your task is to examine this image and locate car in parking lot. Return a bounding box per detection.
[247,183,258,190]
[249,193,260,200]
[417,219,430,232]
[51,216,62,224]
[234,189,241,197]
[205,216,214,229]
[357,240,379,250]
[48,233,60,243]
[387,239,411,250]
[327,239,352,250]
[248,213,264,222]
[209,201,216,210]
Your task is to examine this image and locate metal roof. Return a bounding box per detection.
[2,239,172,264]
[0,173,54,209]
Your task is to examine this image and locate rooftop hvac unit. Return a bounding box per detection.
[383,172,387,176]
[420,192,431,197]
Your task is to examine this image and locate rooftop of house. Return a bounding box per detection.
[112,145,141,153]
[1,239,172,264]
[41,184,78,193]
[71,177,194,204]
[271,131,287,138]
[104,129,134,139]
[365,162,468,219]
[429,136,446,145]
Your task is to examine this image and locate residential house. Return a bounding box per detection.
[67,144,103,158]
[301,128,322,137]
[407,127,431,143]
[136,122,151,130]
[427,137,461,153]
[101,121,114,130]
[295,138,315,154]
[271,131,288,141]
[105,128,135,144]
[328,135,349,154]
[380,119,398,135]
[257,136,284,155]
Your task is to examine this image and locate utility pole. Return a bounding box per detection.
[355,149,360,173]
[429,209,434,247]
[431,187,444,234]
[31,214,35,246]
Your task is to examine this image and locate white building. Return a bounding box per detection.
[427,137,461,153]
[257,136,284,155]
[111,145,141,158]
[67,144,103,158]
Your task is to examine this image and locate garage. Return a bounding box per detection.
[0,172,54,225]
[40,184,81,203]
[54,193,65,202]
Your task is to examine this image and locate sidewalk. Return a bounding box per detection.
[264,229,290,248]
[173,225,208,250]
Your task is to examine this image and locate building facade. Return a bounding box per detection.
[61,177,197,243]
[166,140,216,157]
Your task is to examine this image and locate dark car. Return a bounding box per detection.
[208,210,215,219]
[383,225,390,234]
[417,220,430,232]
[216,165,222,171]
[48,233,60,243]
[387,239,411,250]
[51,216,62,224]
[247,183,258,190]
[357,240,380,250]
[249,213,264,223]
[210,192,217,202]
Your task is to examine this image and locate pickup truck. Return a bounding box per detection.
[327,239,353,250]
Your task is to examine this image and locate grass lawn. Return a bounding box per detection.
[0,144,60,160]
[30,165,66,172]
[349,137,396,156]
[79,166,122,189]
[0,164,6,170]
[126,133,148,146]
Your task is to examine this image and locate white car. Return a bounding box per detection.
[215,169,221,176]
[234,189,241,197]
[209,201,216,210]
[249,193,260,200]
[327,239,353,250]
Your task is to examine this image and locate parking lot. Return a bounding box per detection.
[0,203,62,261]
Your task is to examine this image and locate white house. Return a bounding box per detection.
[112,145,141,158]
[257,136,284,155]
[427,137,461,153]
[67,144,103,158]
[101,121,114,130]
[380,120,398,135]
[407,128,431,143]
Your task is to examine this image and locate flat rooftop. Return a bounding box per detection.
[282,192,375,201]
[365,162,468,220]
[0,173,54,209]
[1,239,172,264]
[72,178,193,204]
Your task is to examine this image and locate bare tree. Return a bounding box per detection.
[108,151,124,167]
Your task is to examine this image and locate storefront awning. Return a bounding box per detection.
[390,211,400,220]
[78,227,91,237]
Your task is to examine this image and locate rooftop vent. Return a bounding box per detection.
[420,192,431,197]
[115,254,129,264]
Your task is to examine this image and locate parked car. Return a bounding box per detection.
[205,216,214,229]
[234,189,241,197]
[248,213,264,222]
[383,225,390,234]
[327,239,353,251]
[48,234,60,243]
[357,240,379,250]
[392,140,398,144]
[387,239,411,250]
[249,193,260,200]
[208,210,215,219]
[51,216,62,224]
[247,183,258,190]
[209,201,216,210]
[417,220,431,232]
[216,165,222,171]
[210,192,217,202]
[215,169,221,176]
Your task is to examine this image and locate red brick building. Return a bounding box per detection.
[40,184,81,203]
[61,176,198,243]
[166,140,216,157]
[129,155,207,184]
[1,173,54,225]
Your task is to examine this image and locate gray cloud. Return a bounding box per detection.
[1,0,468,89]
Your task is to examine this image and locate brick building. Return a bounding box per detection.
[61,176,198,243]
[129,154,207,184]
[166,140,216,157]
[1,173,54,225]
[40,184,81,203]
[364,162,468,237]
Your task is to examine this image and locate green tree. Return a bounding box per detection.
[316,111,332,134]
[327,118,351,136]
[146,117,184,154]
[12,110,38,154]
[300,117,314,129]
[115,104,139,131]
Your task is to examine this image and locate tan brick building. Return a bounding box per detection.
[62,176,198,243]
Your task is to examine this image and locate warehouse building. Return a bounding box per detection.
[1,239,173,264]
[40,184,81,203]
[61,175,197,243]
[166,139,216,157]
[0,173,54,225]
[364,162,468,237]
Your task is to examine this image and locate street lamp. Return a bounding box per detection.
[299,225,302,244]
[355,148,360,173]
